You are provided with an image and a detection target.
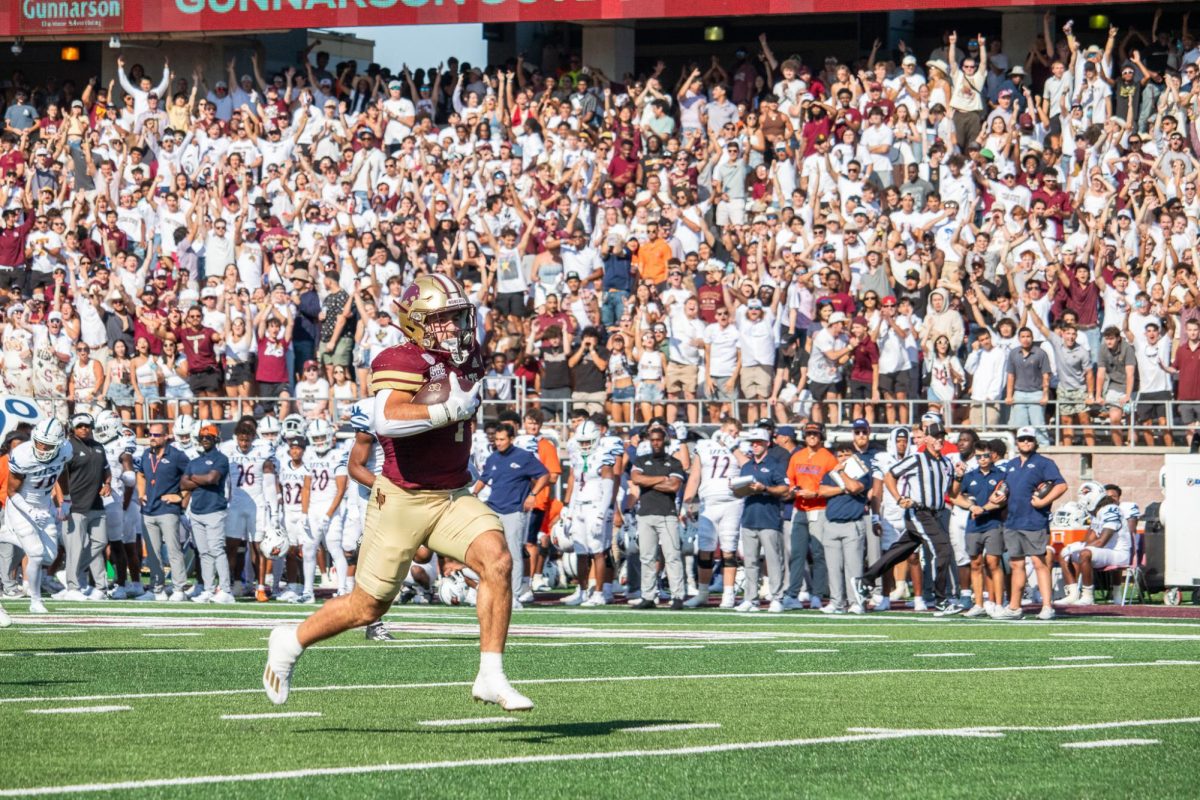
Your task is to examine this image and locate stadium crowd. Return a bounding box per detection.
[0,13,1186,621]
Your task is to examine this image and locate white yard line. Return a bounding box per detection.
[143,633,203,638]
[913,653,974,658]
[19,629,89,635]
[26,705,130,715]
[620,722,721,733]
[417,717,516,727]
[0,728,999,797]
[644,645,704,650]
[776,649,839,654]
[1050,655,1113,661]
[1061,738,1159,749]
[0,660,1195,707]
[1049,632,1200,641]
[220,712,322,720]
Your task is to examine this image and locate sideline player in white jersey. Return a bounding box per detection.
[279,414,307,460]
[683,417,749,608]
[1,420,71,613]
[305,418,350,595]
[560,420,617,606]
[94,412,144,598]
[276,435,315,603]
[1062,481,1131,606]
[220,417,280,601]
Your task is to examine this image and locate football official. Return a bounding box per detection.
[995,426,1066,620]
[855,420,962,615]
[473,423,550,603]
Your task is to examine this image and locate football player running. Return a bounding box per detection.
[683,417,749,607]
[1,420,72,613]
[264,275,531,711]
[220,418,280,601]
[560,420,617,606]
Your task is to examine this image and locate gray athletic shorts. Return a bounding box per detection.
[1004,527,1049,559]
[966,527,1004,557]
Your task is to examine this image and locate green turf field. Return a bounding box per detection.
[1,600,1198,798]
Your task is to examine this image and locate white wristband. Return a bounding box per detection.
[428,402,450,428]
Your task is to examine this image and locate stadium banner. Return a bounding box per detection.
[9,0,1124,38]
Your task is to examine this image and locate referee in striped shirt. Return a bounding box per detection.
[854,421,963,616]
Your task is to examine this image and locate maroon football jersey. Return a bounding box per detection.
[369,341,484,490]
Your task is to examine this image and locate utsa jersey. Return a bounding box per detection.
[278,457,310,515]
[369,341,484,490]
[693,438,746,502]
[220,440,276,506]
[304,446,348,511]
[9,440,72,505]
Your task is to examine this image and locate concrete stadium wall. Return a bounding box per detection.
[1045,448,1169,512]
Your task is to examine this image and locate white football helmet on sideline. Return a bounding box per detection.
[307,419,334,454]
[94,410,123,444]
[173,414,197,447]
[437,572,469,606]
[258,522,287,559]
[31,418,65,462]
[574,420,600,454]
[1077,480,1106,513]
[282,414,307,441]
[258,415,282,445]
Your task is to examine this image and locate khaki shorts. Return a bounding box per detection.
[356,476,500,602]
[665,362,699,395]
[739,364,774,400]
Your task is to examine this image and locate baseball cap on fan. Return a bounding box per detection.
[1016,426,1038,441]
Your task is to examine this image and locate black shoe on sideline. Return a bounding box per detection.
[633,599,657,610]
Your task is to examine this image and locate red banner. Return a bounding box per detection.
[7,0,1134,39]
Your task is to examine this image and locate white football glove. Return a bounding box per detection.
[316,516,331,539]
[429,375,482,427]
[56,499,72,522]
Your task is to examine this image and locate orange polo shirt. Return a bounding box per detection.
[634,238,673,285]
[531,437,561,512]
[786,446,838,511]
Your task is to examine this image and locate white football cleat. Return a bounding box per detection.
[847,603,866,615]
[912,597,928,612]
[517,587,534,604]
[212,590,236,605]
[767,600,784,613]
[471,673,533,712]
[581,593,608,607]
[561,588,586,606]
[734,600,759,613]
[29,598,48,614]
[872,597,891,611]
[0,604,11,628]
[718,590,737,609]
[191,590,213,604]
[263,627,300,705]
[683,591,709,608]
[168,590,187,603]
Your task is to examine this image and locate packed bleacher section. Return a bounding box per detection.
[3,20,1200,443]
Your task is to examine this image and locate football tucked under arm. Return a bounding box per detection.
[373,376,482,439]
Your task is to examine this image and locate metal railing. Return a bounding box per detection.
[19,389,1192,449]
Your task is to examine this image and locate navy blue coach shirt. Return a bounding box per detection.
[480,444,548,515]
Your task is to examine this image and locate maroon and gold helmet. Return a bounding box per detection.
[394,274,476,364]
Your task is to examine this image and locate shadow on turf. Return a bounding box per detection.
[0,679,85,687]
[298,719,680,744]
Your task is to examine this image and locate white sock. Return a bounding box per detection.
[278,626,304,660]
[302,544,317,595]
[479,651,503,677]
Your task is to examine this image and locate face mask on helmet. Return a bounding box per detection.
[32,419,65,463]
[422,306,475,365]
